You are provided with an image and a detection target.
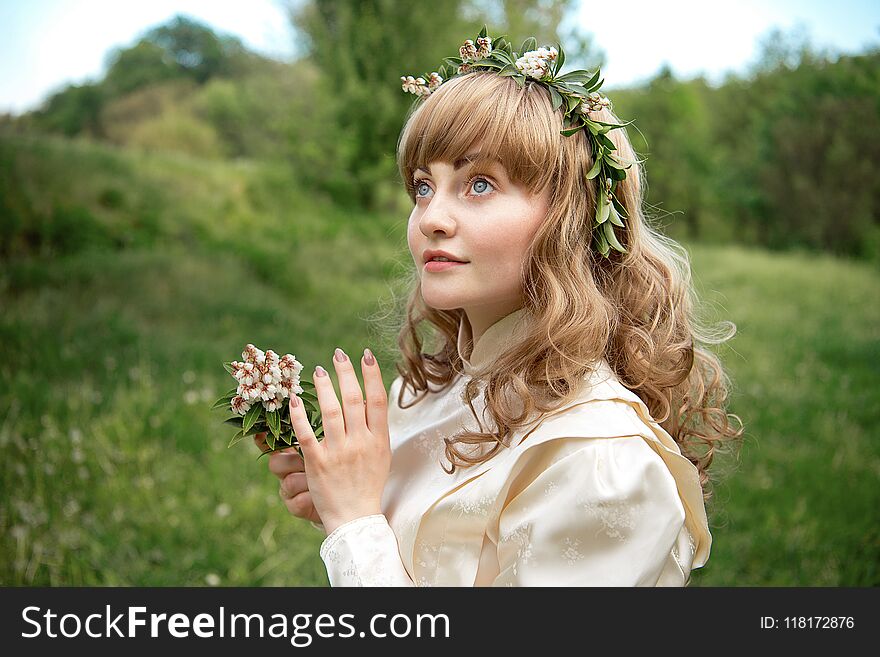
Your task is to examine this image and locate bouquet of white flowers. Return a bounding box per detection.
[212,343,324,458]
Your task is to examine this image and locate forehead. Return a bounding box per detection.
[416,151,504,175]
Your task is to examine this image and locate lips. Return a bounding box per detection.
[422,249,469,264]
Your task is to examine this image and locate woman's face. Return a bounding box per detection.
[407,146,550,338]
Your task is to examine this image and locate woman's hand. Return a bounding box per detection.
[285,347,391,535]
[254,432,323,528]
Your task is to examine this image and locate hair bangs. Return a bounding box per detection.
[398,71,562,200]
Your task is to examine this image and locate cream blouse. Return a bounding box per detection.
[316,308,711,586]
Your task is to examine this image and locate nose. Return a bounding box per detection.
[418,191,457,238]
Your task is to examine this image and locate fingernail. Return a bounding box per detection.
[315,365,328,377]
[363,348,375,365]
[290,395,299,408]
[334,347,348,362]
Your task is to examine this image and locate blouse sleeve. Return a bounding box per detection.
[318,514,416,587]
[493,435,686,586]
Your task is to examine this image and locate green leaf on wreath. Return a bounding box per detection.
[611,193,629,218]
[607,202,625,227]
[548,85,563,112]
[603,220,626,252]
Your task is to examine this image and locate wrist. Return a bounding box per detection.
[322,510,383,535]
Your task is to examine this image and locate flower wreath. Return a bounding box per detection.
[401,25,635,257]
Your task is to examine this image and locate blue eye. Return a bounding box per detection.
[412,176,495,199]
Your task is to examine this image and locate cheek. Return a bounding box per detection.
[478,214,536,268]
[406,214,421,258]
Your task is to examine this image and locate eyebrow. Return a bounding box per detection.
[415,152,501,175]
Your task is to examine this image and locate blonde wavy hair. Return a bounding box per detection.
[391,71,743,502]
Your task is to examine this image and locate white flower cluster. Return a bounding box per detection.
[401,71,443,97]
[229,344,304,415]
[457,36,492,74]
[579,91,613,113]
[515,46,558,80]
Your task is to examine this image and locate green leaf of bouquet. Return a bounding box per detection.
[603,220,627,252]
[555,43,565,75]
[212,396,231,410]
[223,362,235,375]
[586,156,603,179]
[224,386,239,397]
[227,430,246,448]
[514,75,525,89]
[266,409,280,438]
[444,56,463,65]
[266,432,276,450]
[560,125,584,137]
[479,24,488,39]
[224,416,244,427]
[242,403,262,434]
[471,58,501,69]
[520,37,537,53]
[498,64,519,77]
[548,85,563,112]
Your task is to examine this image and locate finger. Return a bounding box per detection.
[312,364,345,448]
[288,393,320,456]
[279,472,308,499]
[285,490,322,524]
[253,431,268,452]
[280,471,308,498]
[268,451,306,479]
[361,348,389,440]
[332,347,367,435]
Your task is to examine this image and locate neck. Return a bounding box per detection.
[464,301,524,347]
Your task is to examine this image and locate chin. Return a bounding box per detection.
[420,287,468,311]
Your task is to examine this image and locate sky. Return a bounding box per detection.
[1,0,878,115]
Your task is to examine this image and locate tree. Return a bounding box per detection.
[285,0,597,210]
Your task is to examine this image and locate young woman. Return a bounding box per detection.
[255,35,743,586]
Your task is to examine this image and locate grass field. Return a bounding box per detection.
[1,134,878,586]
